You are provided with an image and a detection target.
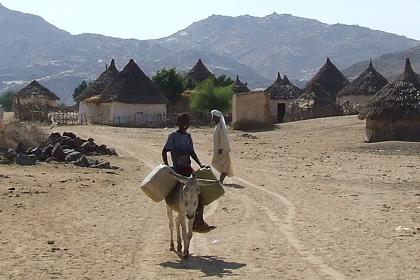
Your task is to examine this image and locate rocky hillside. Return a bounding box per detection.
[0,3,418,103]
[344,45,420,80]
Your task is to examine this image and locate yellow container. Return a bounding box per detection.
[141,164,178,202]
[195,167,225,206]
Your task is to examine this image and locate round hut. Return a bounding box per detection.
[358,58,420,142]
[296,58,348,119]
[98,59,168,126]
[232,75,250,94]
[264,73,301,123]
[186,58,213,88]
[77,59,119,124]
[337,61,388,114]
[13,80,60,121]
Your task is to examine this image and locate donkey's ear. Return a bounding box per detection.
[169,169,189,184]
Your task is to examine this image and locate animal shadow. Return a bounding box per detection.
[223,183,245,189]
[160,255,246,277]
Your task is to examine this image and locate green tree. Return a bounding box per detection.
[152,68,185,104]
[0,90,15,111]
[73,81,89,102]
[190,79,233,113]
[214,74,234,87]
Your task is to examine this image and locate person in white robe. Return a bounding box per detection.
[210,110,233,184]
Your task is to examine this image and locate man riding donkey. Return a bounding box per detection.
[162,113,216,233]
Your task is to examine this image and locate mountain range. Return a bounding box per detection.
[0,3,419,104]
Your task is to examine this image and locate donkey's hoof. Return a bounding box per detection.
[182,250,189,259]
[170,243,175,252]
[177,244,182,252]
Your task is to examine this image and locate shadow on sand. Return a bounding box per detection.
[223,183,245,189]
[160,255,246,277]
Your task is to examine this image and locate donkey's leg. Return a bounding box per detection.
[175,215,182,252]
[166,205,175,251]
[180,215,189,258]
[185,218,194,256]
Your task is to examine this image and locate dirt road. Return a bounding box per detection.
[1,116,419,279]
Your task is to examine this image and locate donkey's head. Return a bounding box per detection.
[171,172,200,220]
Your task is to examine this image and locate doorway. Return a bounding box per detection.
[277,103,286,123]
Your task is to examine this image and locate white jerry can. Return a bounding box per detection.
[141,164,178,202]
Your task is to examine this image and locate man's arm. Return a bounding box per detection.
[191,150,203,168]
[162,148,169,166]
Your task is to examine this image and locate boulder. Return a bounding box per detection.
[51,143,66,162]
[49,132,61,141]
[63,149,76,155]
[5,148,17,160]
[16,154,37,166]
[29,147,41,157]
[107,148,118,156]
[74,156,90,167]
[15,142,26,154]
[93,161,112,169]
[63,132,76,139]
[98,144,108,154]
[73,137,85,149]
[65,151,82,163]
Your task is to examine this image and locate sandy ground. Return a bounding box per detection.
[0,115,419,280]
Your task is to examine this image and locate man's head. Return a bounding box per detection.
[177,113,190,132]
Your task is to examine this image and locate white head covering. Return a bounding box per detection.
[211,110,227,132]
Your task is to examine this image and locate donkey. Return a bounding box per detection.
[165,171,201,258]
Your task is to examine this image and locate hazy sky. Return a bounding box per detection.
[2,0,419,40]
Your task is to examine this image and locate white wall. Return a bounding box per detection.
[109,102,167,126]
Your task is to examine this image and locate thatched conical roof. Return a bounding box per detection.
[359,58,420,120]
[265,73,301,99]
[299,83,333,106]
[232,75,250,94]
[76,59,119,102]
[305,58,349,98]
[338,61,388,97]
[98,59,168,104]
[187,58,213,83]
[15,80,60,100]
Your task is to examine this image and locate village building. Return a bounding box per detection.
[186,58,213,88]
[232,91,273,130]
[232,75,250,94]
[12,80,60,121]
[337,61,388,114]
[97,59,168,126]
[13,80,60,109]
[358,58,420,142]
[294,58,349,119]
[265,73,301,123]
[77,59,119,124]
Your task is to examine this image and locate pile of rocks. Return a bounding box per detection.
[0,132,118,169]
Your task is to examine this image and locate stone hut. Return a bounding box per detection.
[13,80,60,109]
[232,75,250,94]
[13,80,60,121]
[77,59,119,124]
[337,61,388,114]
[186,58,213,88]
[358,58,420,142]
[232,91,273,130]
[265,73,301,123]
[97,59,168,126]
[294,58,349,119]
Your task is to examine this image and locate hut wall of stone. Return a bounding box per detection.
[109,102,167,127]
[13,96,58,108]
[232,91,273,130]
[78,101,105,124]
[270,99,292,123]
[337,95,372,114]
[365,118,420,142]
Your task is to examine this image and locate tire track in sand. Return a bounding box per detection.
[233,176,345,280]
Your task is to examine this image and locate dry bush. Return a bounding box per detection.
[0,121,47,150]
